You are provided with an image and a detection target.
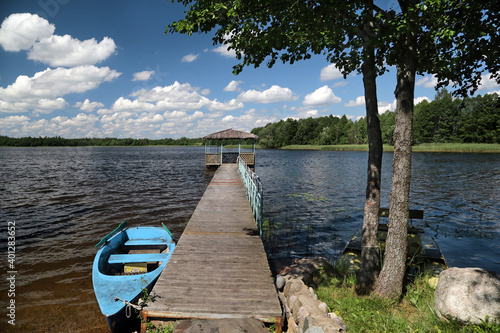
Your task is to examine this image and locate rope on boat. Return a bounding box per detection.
[114,296,142,318]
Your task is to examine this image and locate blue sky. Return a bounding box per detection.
[1,0,499,139]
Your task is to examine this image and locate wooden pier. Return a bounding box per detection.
[141,164,282,331]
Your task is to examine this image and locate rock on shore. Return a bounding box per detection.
[434,267,500,324]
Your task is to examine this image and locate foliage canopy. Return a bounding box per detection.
[168,0,499,95]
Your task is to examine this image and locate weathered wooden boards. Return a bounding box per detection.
[141,165,282,332]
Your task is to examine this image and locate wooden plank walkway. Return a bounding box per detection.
[141,164,282,331]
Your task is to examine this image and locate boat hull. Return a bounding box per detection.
[340,226,447,276]
[92,225,175,332]
[104,278,158,333]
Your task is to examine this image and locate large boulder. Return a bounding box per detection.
[434,267,500,324]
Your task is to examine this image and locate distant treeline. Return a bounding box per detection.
[2,90,498,148]
[0,136,203,147]
[251,90,499,148]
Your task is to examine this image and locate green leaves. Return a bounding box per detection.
[167,0,380,77]
[166,0,499,95]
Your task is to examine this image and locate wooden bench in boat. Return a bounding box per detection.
[345,208,426,251]
[378,208,424,234]
[124,238,168,247]
[108,253,169,264]
[378,208,424,219]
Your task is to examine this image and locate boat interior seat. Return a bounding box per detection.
[124,238,168,247]
[378,208,425,233]
[108,253,169,264]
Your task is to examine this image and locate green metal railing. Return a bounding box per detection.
[238,157,263,235]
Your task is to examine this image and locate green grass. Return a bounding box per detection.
[278,143,500,153]
[312,266,500,333]
[145,322,173,333]
[412,143,500,153]
[281,144,376,151]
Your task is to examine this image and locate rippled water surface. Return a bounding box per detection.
[1,147,499,332]
[257,150,500,272]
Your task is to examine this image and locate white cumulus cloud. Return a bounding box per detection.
[111,97,156,112]
[477,73,500,92]
[320,64,343,82]
[34,98,68,113]
[378,96,431,113]
[0,66,121,102]
[208,98,244,111]
[0,113,100,138]
[28,35,116,67]
[303,85,341,107]
[219,109,274,132]
[0,13,55,51]
[0,115,30,127]
[416,75,438,89]
[0,13,116,67]
[0,66,120,114]
[345,96,365,107]
[130,81,212,110]
[224,80,243,92]
[0,100,30,113]
[378,100,397,113]
[181,53,199,62]
[332,81,348,88]
[414,96,431,105]
[74,99,105,112]
[109,81,246,118]
[212,45,238,58]
[164,110,188,119]
[238,85,297,103]
[132,70,155,81]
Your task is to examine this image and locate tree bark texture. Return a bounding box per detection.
[356,21,383,295]
[374,8,417,297]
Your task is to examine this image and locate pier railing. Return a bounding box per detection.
[205,152,255,166]
[238,157,263,235]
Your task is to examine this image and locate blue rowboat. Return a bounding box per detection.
[92,222,175,332]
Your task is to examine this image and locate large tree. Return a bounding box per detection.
[167,0,500,297]
[372,0,499,297]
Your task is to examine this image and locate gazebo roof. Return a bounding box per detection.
[203,128,259,140]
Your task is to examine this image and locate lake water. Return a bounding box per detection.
[1,147,499,332]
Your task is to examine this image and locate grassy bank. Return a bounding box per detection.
[279,143,500,153]
[313,268,500,333]
[412,143,500,153]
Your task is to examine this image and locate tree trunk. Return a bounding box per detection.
[374,18,417,297]
[356,21,383,295]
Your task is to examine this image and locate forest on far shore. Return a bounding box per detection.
[251,90,499,148]
[0,136,203,147]
[1,90,498,148]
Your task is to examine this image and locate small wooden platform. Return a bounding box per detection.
[141,165,282,331]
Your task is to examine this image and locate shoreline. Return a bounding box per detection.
[279,143,500,153]
[1,143,499,153]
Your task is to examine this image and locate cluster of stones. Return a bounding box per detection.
[275,258,347,333]
[275,260,500,332]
